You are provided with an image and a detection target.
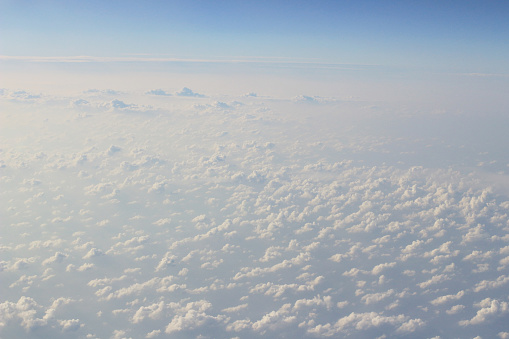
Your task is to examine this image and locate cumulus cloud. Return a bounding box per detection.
[473,275,509,292]
[175,87,205,97]
[83,248,105,259]
[2,84,508,338]
[165,300,226,334]
[430,291,465,306]
[252,304,296,333]
[42,252,68,266]
[146,89,171,96]
[459,298,509,326]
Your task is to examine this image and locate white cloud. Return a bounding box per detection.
[131,301,165,323]
[395,318,425,333]
[165,301,226,334]
[371,262,396,275]
[83,248,105,259]
[252,304,296,333]
[42,252,68,266]
[430,291,465,306]
[473,275,509,292]
[175,87,205,98]
[2,83,508,339]
[418,274,450,289]
[361,290,395,305]
[459,298,509,326]
[146,89,171,96]
[58,319,83,332]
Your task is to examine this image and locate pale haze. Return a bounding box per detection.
[1,1,509,338]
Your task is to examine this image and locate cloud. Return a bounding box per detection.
[146,89,172,96]
[0,297,76,332]
[371,262,396,275]
[42,252,68,266]
[418,274,450,289]
[175,87,205,98]
[1,89,42,102]
[165,300,226,334]
[396,318,425,333]
[459,298,509,326]
[308,312,415,336]
[252,304,296,333]
[473,275,509,292]
[84,89,121,95]
[131,301,165,323]
[83,248,105,259]
[2,85,509,338]
[58,319,83,332]
[430,291,465,306]
[446,305,465,315]
[361,289,395,305]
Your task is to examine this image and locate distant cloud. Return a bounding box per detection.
[293,95,319,103]
[1,89,42,102]
[292,95,335,104]
[84,89,121,95]
[176,87,205,98]
[146,89,172,96]
[0,55,377,70]
[103,99,154,113]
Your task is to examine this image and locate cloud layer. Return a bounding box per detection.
[1,87,508,338]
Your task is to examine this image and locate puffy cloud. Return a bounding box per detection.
[0,296,76,331]
[371,262,397,275]
[84,89,120,95]
[446,305,465,315]
[461,224,489,244]
[308,312,413,336]
[2,89,42,102]
[165,300,226,334]
[155,252,177,272]
[103,277,160,300]
[221,304,248,313]
[459,298,509,326]
[418,274,450,289]
[295,295,332,311]
[234,252,311,280]
[430,291,465,305]
[7,257,38,271]
[83,248,105,259]
[42,252,68,266]
[361,289,395,305]
[58,318,83,332]
[146,89,171,96]
[3,86,509,339]
[145,329,161,338]
[395,318,425,333]
[175,87,205,98]
[131,301,165,324]
[252,304,296,333]
[153,218,171,226]
[473,275,509,292]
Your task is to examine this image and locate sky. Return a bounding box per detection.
[1,1,509,338]
[1,0,509,113]
[1,0,509,72]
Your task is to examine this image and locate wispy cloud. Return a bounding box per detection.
[0,55,376,70]
[460,72,509,78]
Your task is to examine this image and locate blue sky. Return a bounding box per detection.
[1,0,508,73]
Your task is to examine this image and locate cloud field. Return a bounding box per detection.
[1,86,509,338]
